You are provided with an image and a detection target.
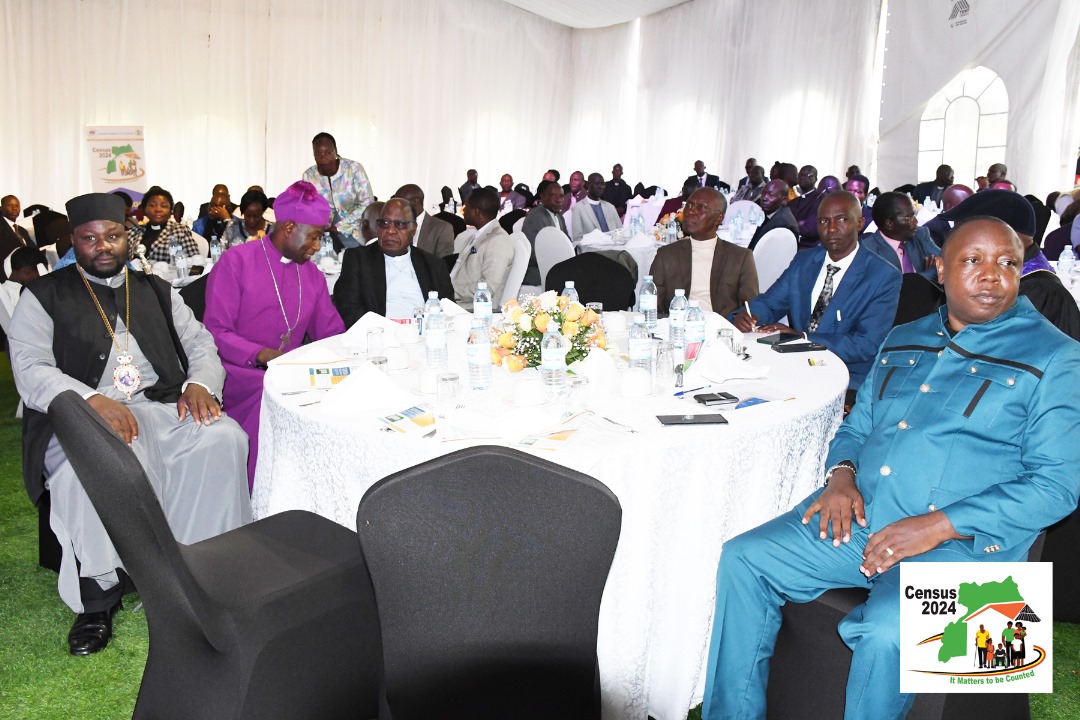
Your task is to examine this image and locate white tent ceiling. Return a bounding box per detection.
[500,0,690,28]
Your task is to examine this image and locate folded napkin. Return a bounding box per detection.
[268,343,346,367]
[342,312,404,347]
[439,298,470,317]
[319,360,413,416]
[689,342,769,384]
[580,228,610,246]
[569,346,619,394]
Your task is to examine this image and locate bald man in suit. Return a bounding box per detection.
[394,184,455,258]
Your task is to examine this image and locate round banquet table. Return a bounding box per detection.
[252,316,848,720]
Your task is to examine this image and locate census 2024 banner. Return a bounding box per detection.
[900,562,1052,694]
[85,126,148,194]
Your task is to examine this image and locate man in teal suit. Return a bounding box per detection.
[731,191,901,389]
[703,216,1080,720]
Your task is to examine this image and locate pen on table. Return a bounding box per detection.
[674,385,708,398]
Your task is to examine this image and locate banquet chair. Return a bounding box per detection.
[453,227,476,254]
[48,390,382,720]
[534,225,575,288]
[765,536,1046,720]
[501,232,532,305]
[545,253,636,310]
[357,446,622,720]
[437,210,467,237]
[752,227,797,293]
[512,215,526,234]
[191,231,209,258]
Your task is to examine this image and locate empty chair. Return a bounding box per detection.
[48,390,381,720]
[357,446,622,720]
[545,253,637,310]
[752,228,797,293]
[178,273,209,322]
[501,231,532,305]
[190,231,209,258]
[534,225,575,288]
[436,210,467,237]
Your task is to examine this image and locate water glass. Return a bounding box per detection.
[436,372,462,417]
[718,329,735,354]
[368,356,388,372]
[565,375,590,416]
[655,341,675,382]
[344,339,365,367]
[366,328,385,357]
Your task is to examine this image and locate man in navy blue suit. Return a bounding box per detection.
[730,191,901,390]
[861,192,940,282]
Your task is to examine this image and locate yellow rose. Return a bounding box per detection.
[564,303,584,322]
[497,346,511,357]
[595,335,607,349]
[558,296,569,311]
[506,355,526,373]
[534,313,550,334]
[490,348,504,366]
[561,320,579,337]
[581,308,598,326]
[518,314,533,332]
[497,332,516,349]
[507,306,524,322]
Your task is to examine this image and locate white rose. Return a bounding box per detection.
[518,314,533,332]
[538,290,559,312]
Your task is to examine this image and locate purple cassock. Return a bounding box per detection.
[204,238,345,490]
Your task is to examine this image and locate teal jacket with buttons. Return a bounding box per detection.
[826,298,1080,560]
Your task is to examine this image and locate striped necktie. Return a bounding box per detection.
[808,265,840,332]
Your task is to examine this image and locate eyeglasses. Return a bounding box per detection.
[376,218,413,230]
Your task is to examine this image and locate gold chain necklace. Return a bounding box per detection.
[78,265,142,400]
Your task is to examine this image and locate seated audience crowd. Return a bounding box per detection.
[4,143,1079,720]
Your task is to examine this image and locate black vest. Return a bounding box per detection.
[21,266,188,503]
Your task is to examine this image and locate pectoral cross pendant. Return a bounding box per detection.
[278,330,292,351]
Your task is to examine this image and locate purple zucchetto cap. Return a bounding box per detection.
[273,181,331,227]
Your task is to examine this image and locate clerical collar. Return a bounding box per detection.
[386,248,412,263]
[587,198,601,205]
[82,267,129,288]
[149,223,163,231]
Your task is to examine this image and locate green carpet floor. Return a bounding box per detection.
[0,352,1075,719]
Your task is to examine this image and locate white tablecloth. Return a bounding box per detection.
[252,321,847,720]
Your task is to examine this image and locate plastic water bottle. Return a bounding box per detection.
[669,289,688,365]
[628,313,653,373]
[1058,246,1074,287]
[466,318,492,390]
[422,291,442,336]
[173,247,189,277]
[666,216,678,244]
[562,280,579,304]
[209,235,222,264]
[473,281,493,331]
[630,209,644,239]
[320,232,333,261]
[425,309,448,369]
[639,274,658,331]
[540,322,567,396]
[686,299,706,350]
[167,235,181,266]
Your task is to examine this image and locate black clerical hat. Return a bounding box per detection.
[65,193,126,230]
[939,189,1036,236]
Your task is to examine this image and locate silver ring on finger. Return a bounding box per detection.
[885,547,895,556]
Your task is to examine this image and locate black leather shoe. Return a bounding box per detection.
[67,602,120,656]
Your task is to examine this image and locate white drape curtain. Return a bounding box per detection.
[878,0,1080,197]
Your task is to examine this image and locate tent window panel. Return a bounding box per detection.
[920,119,945,151]
[918,151,944,183]
[979,78,1009,114]
[978,113,1008,148]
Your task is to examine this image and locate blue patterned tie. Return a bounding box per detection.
[808,265,840,332]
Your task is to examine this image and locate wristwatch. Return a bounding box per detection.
[824,460,857,485]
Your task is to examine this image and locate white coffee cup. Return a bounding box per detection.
[385,346,409,370]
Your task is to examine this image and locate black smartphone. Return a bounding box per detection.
[694,392,738,406]
[757,331,803,345]
[657,413,729,426]
[772,341,826,353]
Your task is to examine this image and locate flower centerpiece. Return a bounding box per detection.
[492,291,606,372]
[655,209,684,241]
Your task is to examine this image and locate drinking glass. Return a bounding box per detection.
[655,341,675,383]
[436,372,462,417]
[718,329,735,354]
[366,328,385,357]
[565,375,590,416]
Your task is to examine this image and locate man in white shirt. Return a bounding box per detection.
[451,188,515,309]
[570,174,622,243]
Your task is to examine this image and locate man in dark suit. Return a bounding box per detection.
[521,180,567,288]
[923,184,973,247]
[735,158,757,189]
[789,165,824,248]
[333,198,453,327]
[685,160,729,193]
[912,164,954,206]
[394,184,454,258]
[1,195,35,280]
[748,180,800,250]
[649,188,758,318]
[862,192,940,282]
[458,169,480,204]
[731,192,901,390]
[601,163,634,216]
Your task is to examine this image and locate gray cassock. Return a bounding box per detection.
[8,270,252,613]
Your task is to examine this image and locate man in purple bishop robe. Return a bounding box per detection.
[205,181,345,490]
